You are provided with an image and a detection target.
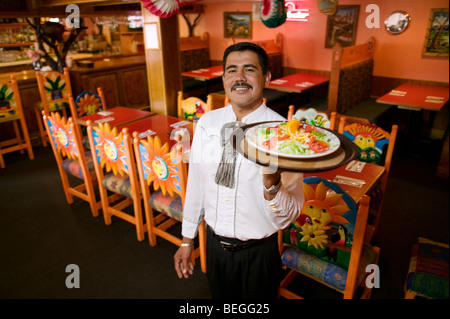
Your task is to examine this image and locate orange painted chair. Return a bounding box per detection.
[287,105,337,130]
[133,134,206,273]
[42,112,99,218]
[69,88,107,122]
[0,75,34,169]
[86,121,146,242]
[177,91,212,122]
[340,120,398,242]
[278,177,380,299]
[35,67,73,147]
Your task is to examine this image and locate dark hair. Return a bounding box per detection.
[223,42,269,75]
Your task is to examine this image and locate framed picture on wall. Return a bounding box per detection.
[325,5,360,48]
[422,8,449,57]
[224,12,252,39]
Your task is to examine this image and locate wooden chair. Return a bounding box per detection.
[69,88,107,121]
[86,121,146,241]
[287,105,337,130]
[35,67,73,147]
[278,177,380,299]
[340,120,398,242]
[0,75,34,169]
[42,112,99,218]
[207,92,227,110]
[133,134,206,273]
[177,91,212,121]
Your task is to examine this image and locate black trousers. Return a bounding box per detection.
[206,226,281,299]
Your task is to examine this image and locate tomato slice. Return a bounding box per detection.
[308,136,329,153]
[263,134,290,149]
[304,124,316,133]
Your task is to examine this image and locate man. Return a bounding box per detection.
[174,42,304,299]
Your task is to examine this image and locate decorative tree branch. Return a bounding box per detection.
[182,13,202,37]
[27,18,86,73]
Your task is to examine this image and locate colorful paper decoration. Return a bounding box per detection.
[261,0,287,28]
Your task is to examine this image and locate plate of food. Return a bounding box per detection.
[245,119,341,159]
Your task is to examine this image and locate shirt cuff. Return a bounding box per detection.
[181,218,200,239]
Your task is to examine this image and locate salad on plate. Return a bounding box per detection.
[246,119,341,159]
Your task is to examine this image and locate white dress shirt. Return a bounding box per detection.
[181,103,304,241]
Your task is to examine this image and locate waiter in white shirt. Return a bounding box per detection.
[174,42,304,299]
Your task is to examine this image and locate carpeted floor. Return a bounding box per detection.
[0,135,448,300]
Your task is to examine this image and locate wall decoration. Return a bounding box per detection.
[317,0,338,16]
[422,8,449,58]
[325,5,359,48]
[384,10,411,35]
[260,0,286,28]
[224,12,252,39]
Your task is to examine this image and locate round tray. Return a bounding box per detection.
[231,121,358,173]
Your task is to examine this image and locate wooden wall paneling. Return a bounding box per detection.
[119,67,149,108]
[82,73,120,108]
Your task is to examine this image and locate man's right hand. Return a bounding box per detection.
[174,242,195,279]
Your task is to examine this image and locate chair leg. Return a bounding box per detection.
[198,220,207,273]
[0,151,5,169]
[35,108,47,147]
[18,114,34,160]
[12,120,24,154]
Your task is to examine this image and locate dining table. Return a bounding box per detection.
[376,83,449,154]
[76,106,155,127]
[181,65,223,81]
[304,160,385,204]
[267,72,330,94]
[117,114,194,148]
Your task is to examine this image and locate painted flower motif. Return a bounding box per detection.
[93,123,127,176]
[140,135,180,197]
[300,224,329,250]
[48,112,77,159]
[77,93,102,116]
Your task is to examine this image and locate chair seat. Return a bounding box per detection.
[102,173,133,198]
[281,243,379,292]
[61,151,95,180]
[36,100,69,112]
[149,190,183,221]
[405,237,449,299]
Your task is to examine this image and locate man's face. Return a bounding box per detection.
[222,50,271,110]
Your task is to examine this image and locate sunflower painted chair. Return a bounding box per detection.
[177,91,212,122]
[86,121,146,241]
[287,105,337,130]
[278,177,380,299]
[35,67,73,147]
[133,134,206,273]
[340,121,398,242]
[0,75,34,169]
[42,112,99,218]
[70,88,107,120]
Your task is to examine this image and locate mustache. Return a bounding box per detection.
[231,82,252,91]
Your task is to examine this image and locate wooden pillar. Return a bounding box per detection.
[142,6,182,116]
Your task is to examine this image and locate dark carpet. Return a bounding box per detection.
[0,136,448,300]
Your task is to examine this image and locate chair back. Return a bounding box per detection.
[342,122,397,169]
[289,106,336,129]
[73,89,106,118]
[36,67,72,114]
[0,75,23,123]
[134,135,187,211]
[177,91,211,121]
[44,112,81,161]
[283,176,360,270]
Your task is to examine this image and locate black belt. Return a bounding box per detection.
[208,225,276,253]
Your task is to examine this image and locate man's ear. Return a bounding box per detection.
[264,71,272,86]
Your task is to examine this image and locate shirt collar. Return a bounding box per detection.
[228,102,267,124]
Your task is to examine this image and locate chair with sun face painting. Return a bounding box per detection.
[177,91,212,122]
[340,121,398,242]
[42,112,99,218]
[278,177,380,299]
[133,134,206,273]
[69,88,107,121]
[86,121,146,241]
[0,75,34,169]
[35,67,73,147]
[287,105,337,130]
